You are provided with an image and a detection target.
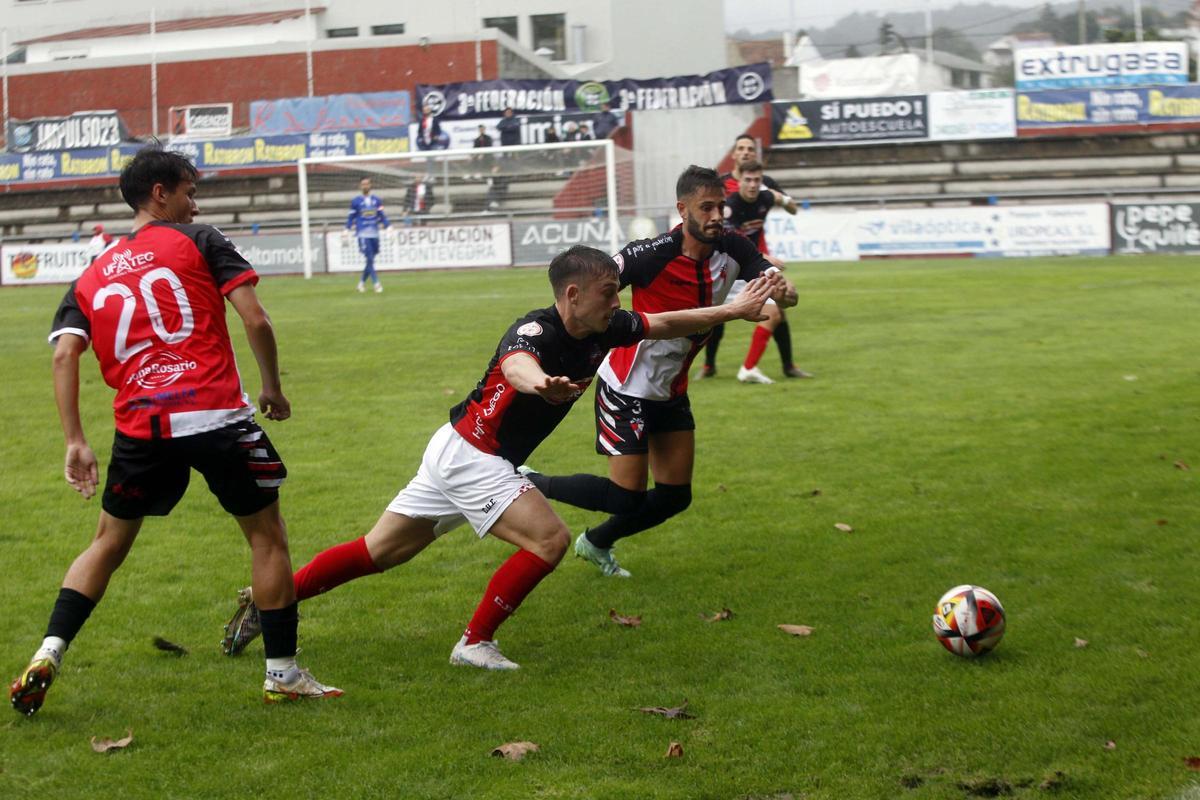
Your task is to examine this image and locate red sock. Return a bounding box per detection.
[464,549,554,644]
[293,536,380,601]
[743,325,772,370]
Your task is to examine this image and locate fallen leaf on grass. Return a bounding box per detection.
[1175,460,1190,471]
[717,483,727,493]
[90,730,133,753]
[1135,648,1150,659]
[152,636,188,656]
[809,489,822,497]
[1122,375,1138,381]
[1073,638,1089,649]
[637,701,694,720]
[956,776,1012,797]
[1103,740,1116,750]
[665,741,684,758]
[834,522,853,533]
[701,608,734,622]
[609,609,642,627]
[442,388,455,396]
[899,773,923,789]
[1185,757,1200,771]
[491,741,539,761]
[1156,519,1169,526]
[778,624,814,637]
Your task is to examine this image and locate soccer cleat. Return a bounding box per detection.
[356,282,366,293]
[737,365,775,384]
[374,282,383,293]
[10,658,58,718]
[221,587,261,656]
[695,364,717,379]
[574,531,631,578]
[449,636,520,671]
[783,366,814,379]
[515,464,539,478]
[263,668,343,703]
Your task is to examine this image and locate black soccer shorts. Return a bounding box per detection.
[594,382,695,457]
[102,419,287,519]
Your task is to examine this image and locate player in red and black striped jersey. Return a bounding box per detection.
[521,166,799,579]
[706,134,813,381]
[218,246,779,670]
[10,148,339,718]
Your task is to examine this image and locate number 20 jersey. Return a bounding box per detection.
[49,221,260,440]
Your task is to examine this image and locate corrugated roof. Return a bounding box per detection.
[18,8,326,46]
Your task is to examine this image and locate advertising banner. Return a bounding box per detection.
[1015,41,1188,90]
[234,232,326,275]
[1,243,91,286]
[799,54,922,100]
[5,111,132,153]
[250,92,413,135]
[1016,85,1200,129]
[854,204,1109,257]
[512,216,669,265]
[417,63,771,120]
[0,145,141,184]
[326,224,512,272]
[1111,202,1200,254]
[762,210,859,262]
[772,96,928,146]
[928,89,1016,141]
[417,110,620,150]
[169,104,233,139]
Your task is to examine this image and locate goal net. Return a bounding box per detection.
[298,139,647,277]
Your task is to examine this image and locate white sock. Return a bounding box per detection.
[35,636,67,667]
[266,657,298,681]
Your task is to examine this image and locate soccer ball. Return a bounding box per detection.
[931,584,1006,657]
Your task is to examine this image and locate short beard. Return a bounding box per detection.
[686,215,720,244]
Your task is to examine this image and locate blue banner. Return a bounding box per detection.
[249,92,412,135]
[0,127,410,185]
[418,62,772,120]
[1017,85,1200,129]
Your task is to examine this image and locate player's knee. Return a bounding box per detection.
[650,483,692,520]
[530,523,570,566]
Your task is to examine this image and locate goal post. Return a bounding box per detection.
[298,138,626,279]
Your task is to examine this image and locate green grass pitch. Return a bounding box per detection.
[1,255,1198,799]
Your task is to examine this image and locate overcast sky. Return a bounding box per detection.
[723,0,1193,34]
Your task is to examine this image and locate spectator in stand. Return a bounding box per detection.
[496,107,521,148]
[473,125,493,149]
[416,100,443,151]
[579,122,595,141]
[405,176,435,218]
[592,102,622,140]
[472,125,495,179]
[84,224,114,264]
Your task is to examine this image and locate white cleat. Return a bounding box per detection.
[737,365,775,384]
[515,464,538,478]
[356,282,366,293]
[374,282,383,293]
[449,635,520,671]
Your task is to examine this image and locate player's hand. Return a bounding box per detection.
[533,375,582,405]
[342,229,352,243]
[259,389,291,421]
[64,442,98,499]
[728,276,774,322]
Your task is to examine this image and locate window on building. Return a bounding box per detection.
[371,23,406,36]
[531,13,566,61]
[326,27,359,38]
[482,16,518,40]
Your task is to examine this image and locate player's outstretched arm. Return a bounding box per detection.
[644,275,777,340]
[227,284,291,421]
[771,189,798,214]
[52,334,98,499]
[501,353,581,405]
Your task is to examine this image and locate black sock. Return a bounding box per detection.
[258,602,299,660]
[45,587,97,644]
[536,473,645,514]
[704,324,725,368]
[586,483,692,549]
[773,320,795,369]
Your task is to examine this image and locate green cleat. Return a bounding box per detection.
[10,658,58,718]
[574,531,631,578]
[221,587,261,656]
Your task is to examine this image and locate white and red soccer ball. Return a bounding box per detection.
[932,585,1006,657]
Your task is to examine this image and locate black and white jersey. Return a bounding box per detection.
[724,189,775,249]
[450,305,648,465]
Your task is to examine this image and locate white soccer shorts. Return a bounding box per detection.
[386,422,535,537]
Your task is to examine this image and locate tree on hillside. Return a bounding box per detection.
[932,26,981,60]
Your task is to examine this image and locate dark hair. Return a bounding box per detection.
[675,165,725,200]
[740,159,764,174]
[119,145,198,211]
[734,134,756,146]
[548,245,619,298]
